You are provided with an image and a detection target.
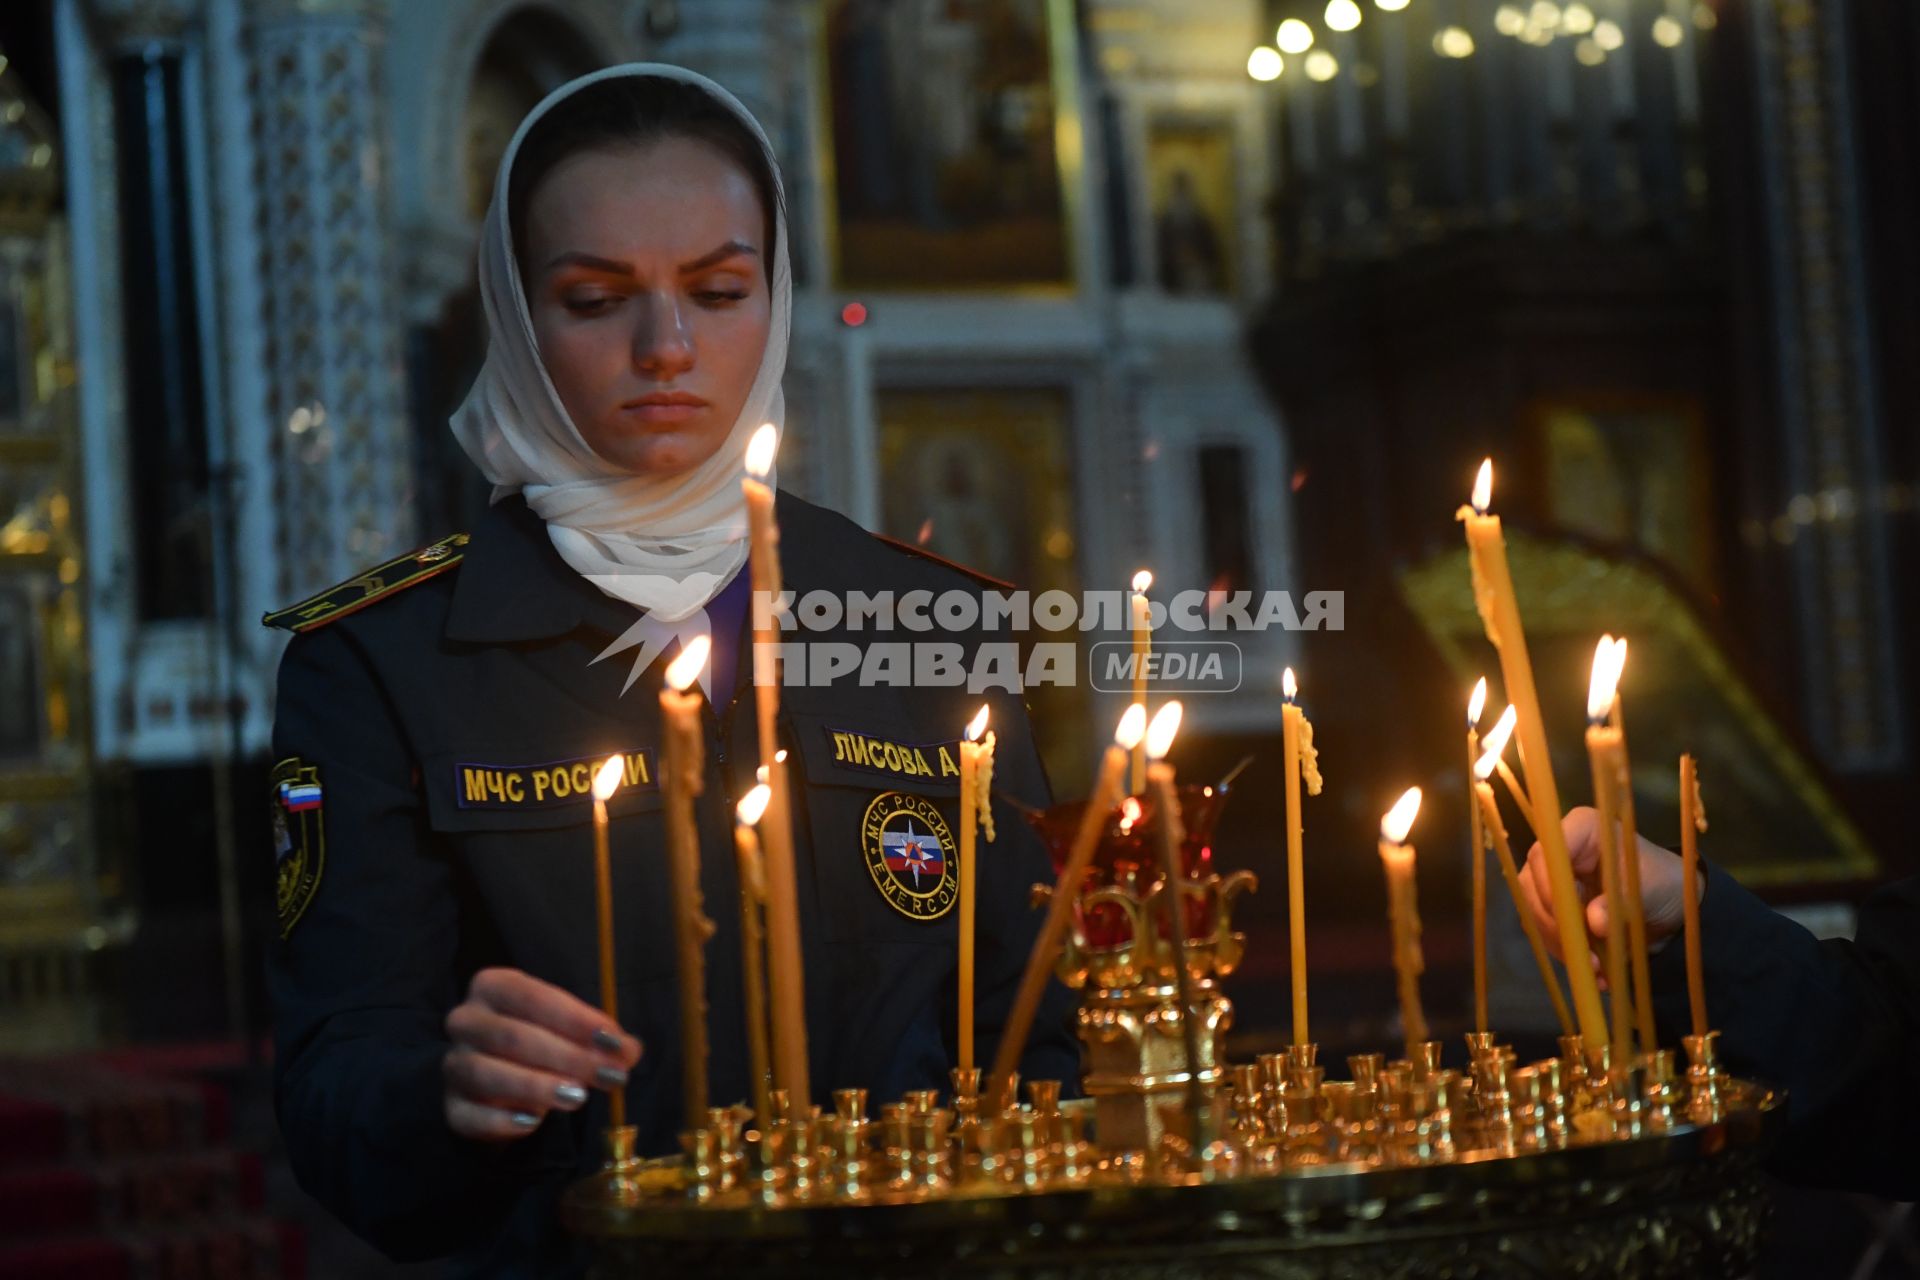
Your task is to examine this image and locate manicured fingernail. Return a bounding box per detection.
[595,1065,629,1089]
[555,1082,589,1106]
[592,1028,623,1052]
[509,1111,541,1128]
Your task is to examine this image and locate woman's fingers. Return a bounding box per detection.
[445,1092,548,1142]
[446,1001,629,1093]
[1515,855,1564,962]
[443,1044,592,1120]
[467,967,642,1068]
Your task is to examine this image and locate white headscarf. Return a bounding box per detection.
[450,63,791,622]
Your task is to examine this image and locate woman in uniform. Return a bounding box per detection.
[264,64,1079,1275]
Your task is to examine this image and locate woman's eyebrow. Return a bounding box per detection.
[678,240,759,272]
[543,241,759,276]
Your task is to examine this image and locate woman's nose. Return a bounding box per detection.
[630,291,695,375]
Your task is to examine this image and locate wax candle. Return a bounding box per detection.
[1584,636,1633,1061]
[957,704,995,1075]
[1144,701,1215,1149]
[1472,761,1576,1037]
[1605,638,1656,1051]
[734,784,774,1133]
[1466,676,1489,1034]
[1280,668,1324,1046]
[1679,754,1709,1040]
[1129,571,1152,795]
[1457,459,1609,1046]
[1378,787,1428,1057]
[989,703,1145,1102]
[659,637,716,1129]
[588,755,627,1130]
[742,422,809,1112]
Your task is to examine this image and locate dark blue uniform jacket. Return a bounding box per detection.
[1650,863,1919,1200]
[264,491,1081,1275]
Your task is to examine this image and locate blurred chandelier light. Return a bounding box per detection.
[1494,4,1526,35]
[1652,14,1685,46]
[1248,46,1284,80]
[1693,3,1718,29]
[1375,0,1410,10]
[1432,25,1475,57]
[1561,2,1595,33]
[1529,1,1562,30]
[1304,48,1340,80]
[1593,17,1624,49]
[1326,0,1362,32]
[1575,36,1605,64]
[1277,18,1316,53]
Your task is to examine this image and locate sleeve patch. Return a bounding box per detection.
[271,756,326,939]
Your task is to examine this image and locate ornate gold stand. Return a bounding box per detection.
[564,1083,1779,1279]
[562,787,1782,1278]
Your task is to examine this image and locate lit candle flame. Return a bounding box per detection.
[965,704,990,742]
[591,755,625,802]
[1586,634,1625,723]
[745,422,779,479]
[1283,666,1298,702]
[664,634,712,693]
[754,749,788,786]
[1474,705,1518,780]
[1118,795,1143,834]
[1115,703,1147,749]
[1381,786,1423,845]
[1471,458,1493,514]
[1144,701,1183,761]
[1131,568,1153,594]
[1467,676,1488,728]
[736,783,772,826]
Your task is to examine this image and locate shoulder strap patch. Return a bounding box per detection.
[869,532,1017,593]
[262,533,469,634]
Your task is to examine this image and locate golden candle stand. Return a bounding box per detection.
[563,787,1781,1279]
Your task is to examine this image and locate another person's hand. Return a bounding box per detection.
[1518,807,1701,981]
[443,967,642,1140]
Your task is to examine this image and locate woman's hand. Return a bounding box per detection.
[443,967,642,1140]
[1518,807,1701,980]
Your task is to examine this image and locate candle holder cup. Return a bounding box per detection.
[1025,780,1252,1158]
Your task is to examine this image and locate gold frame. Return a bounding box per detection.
[813,0,1086,296]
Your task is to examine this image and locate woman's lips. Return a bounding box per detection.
[622,401,704,424]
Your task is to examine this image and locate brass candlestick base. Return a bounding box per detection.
[564,772,1781,1279]
[565,1078,1781,1279]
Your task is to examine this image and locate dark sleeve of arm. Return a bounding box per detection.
[267,625,544,1261]
[972,689,1084,1096]
[1649,863,1920,1200]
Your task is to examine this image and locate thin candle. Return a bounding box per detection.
[989,703,1145,1102]
[588,755,626,1130]
[660,636,715,1130]
[1607,638,1656,1051]
[957,703,995,1074]
[1479,704,1535,819]
[1378,787,1428,1058]
[1584,636,1633,1062]
[1679,754,1709,1040]
[1144,701,1215,1149]
[1473,740,1576,1036]
[1280,668,1324,1046]
[734,784,774,1133]
[1129,571,1152,795]
[742,422,809,1111]
[1457,459,1609,1046]
[1467,676,1489,1034]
